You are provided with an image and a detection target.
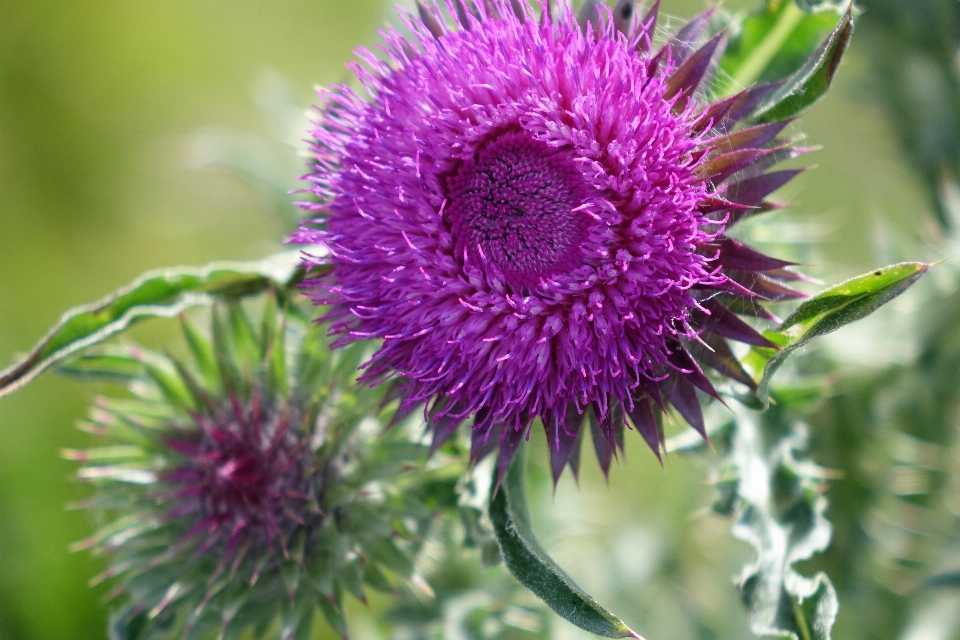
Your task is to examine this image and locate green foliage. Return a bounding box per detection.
[855,0,960,226]
[750,5,854,123]
[65,299,466,640]
[490,444,642,639]
[381,495,553,640]
[720,401,838,640]
[0,253,304,401]
[717,1,846,97]
[801,263,960,639]
[743,262,929,406]
[2,2,952,639]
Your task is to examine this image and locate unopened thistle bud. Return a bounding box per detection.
[65,298,459,640]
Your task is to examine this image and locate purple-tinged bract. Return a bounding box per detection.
[291,0,808,484]
[66,303,460,640]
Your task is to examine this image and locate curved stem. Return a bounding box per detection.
[730,2,805,92]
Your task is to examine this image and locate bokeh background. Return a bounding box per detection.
[1,1,958,638]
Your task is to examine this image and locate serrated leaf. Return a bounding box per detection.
[751,4,854,123]
[729,407,838,640]
[740,570,837,640]
[489,444,643,639]
[753,262,929,404]
[0,252,302,400]
[317,583,348,640]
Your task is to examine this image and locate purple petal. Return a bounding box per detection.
[705,120,792,155]
[635,0,660,54]
[687,334,758,390]
[495,423,528,489]
[665,33,725,103]
[696,148,773,184]
[663,6,718,66]
[588,405,614,479]
[699,299,779,349]
[544,405,584,487]
[712,238,797,272]
[727,270,807,301]
[666,343,721,401]
[625,394,663,462]
[660,374,706,438]
[726,81,783,123]
[725,169,807,208]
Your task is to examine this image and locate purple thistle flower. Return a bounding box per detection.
[291,0,808,485]
[160,393,318,577]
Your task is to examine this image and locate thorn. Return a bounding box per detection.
[416,1,444,38]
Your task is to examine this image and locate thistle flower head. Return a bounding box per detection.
[291,0,809,485]
[160,388,318,576]
[66,299,459,640]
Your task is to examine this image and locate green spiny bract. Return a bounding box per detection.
[64,297,463,640]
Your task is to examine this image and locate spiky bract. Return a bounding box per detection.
[65,299,462,640]
[291,0,810,484]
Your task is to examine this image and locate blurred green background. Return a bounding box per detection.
[0,1,953,639]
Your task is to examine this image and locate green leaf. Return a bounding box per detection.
[280,589,316,640]
[0,251,302,400]
[179,315,221,391]
[489,444,643,639]
[227,301,261,370]
[753,262,929,405]
[317,582,348,640]
[57,343,147,381]
[717,1,843,97]
[751,4,854,123]
[727,407,838,640]
[337,556,368,604]
[369,538,415,578]
[264,301,290,399]
[144,359,199,414]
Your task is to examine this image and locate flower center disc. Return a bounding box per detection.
[446,132,589,287]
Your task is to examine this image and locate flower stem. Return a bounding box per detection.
[729,2,805,92]
[792,596,814,640]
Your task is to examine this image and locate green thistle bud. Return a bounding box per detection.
[63,297,461,640]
